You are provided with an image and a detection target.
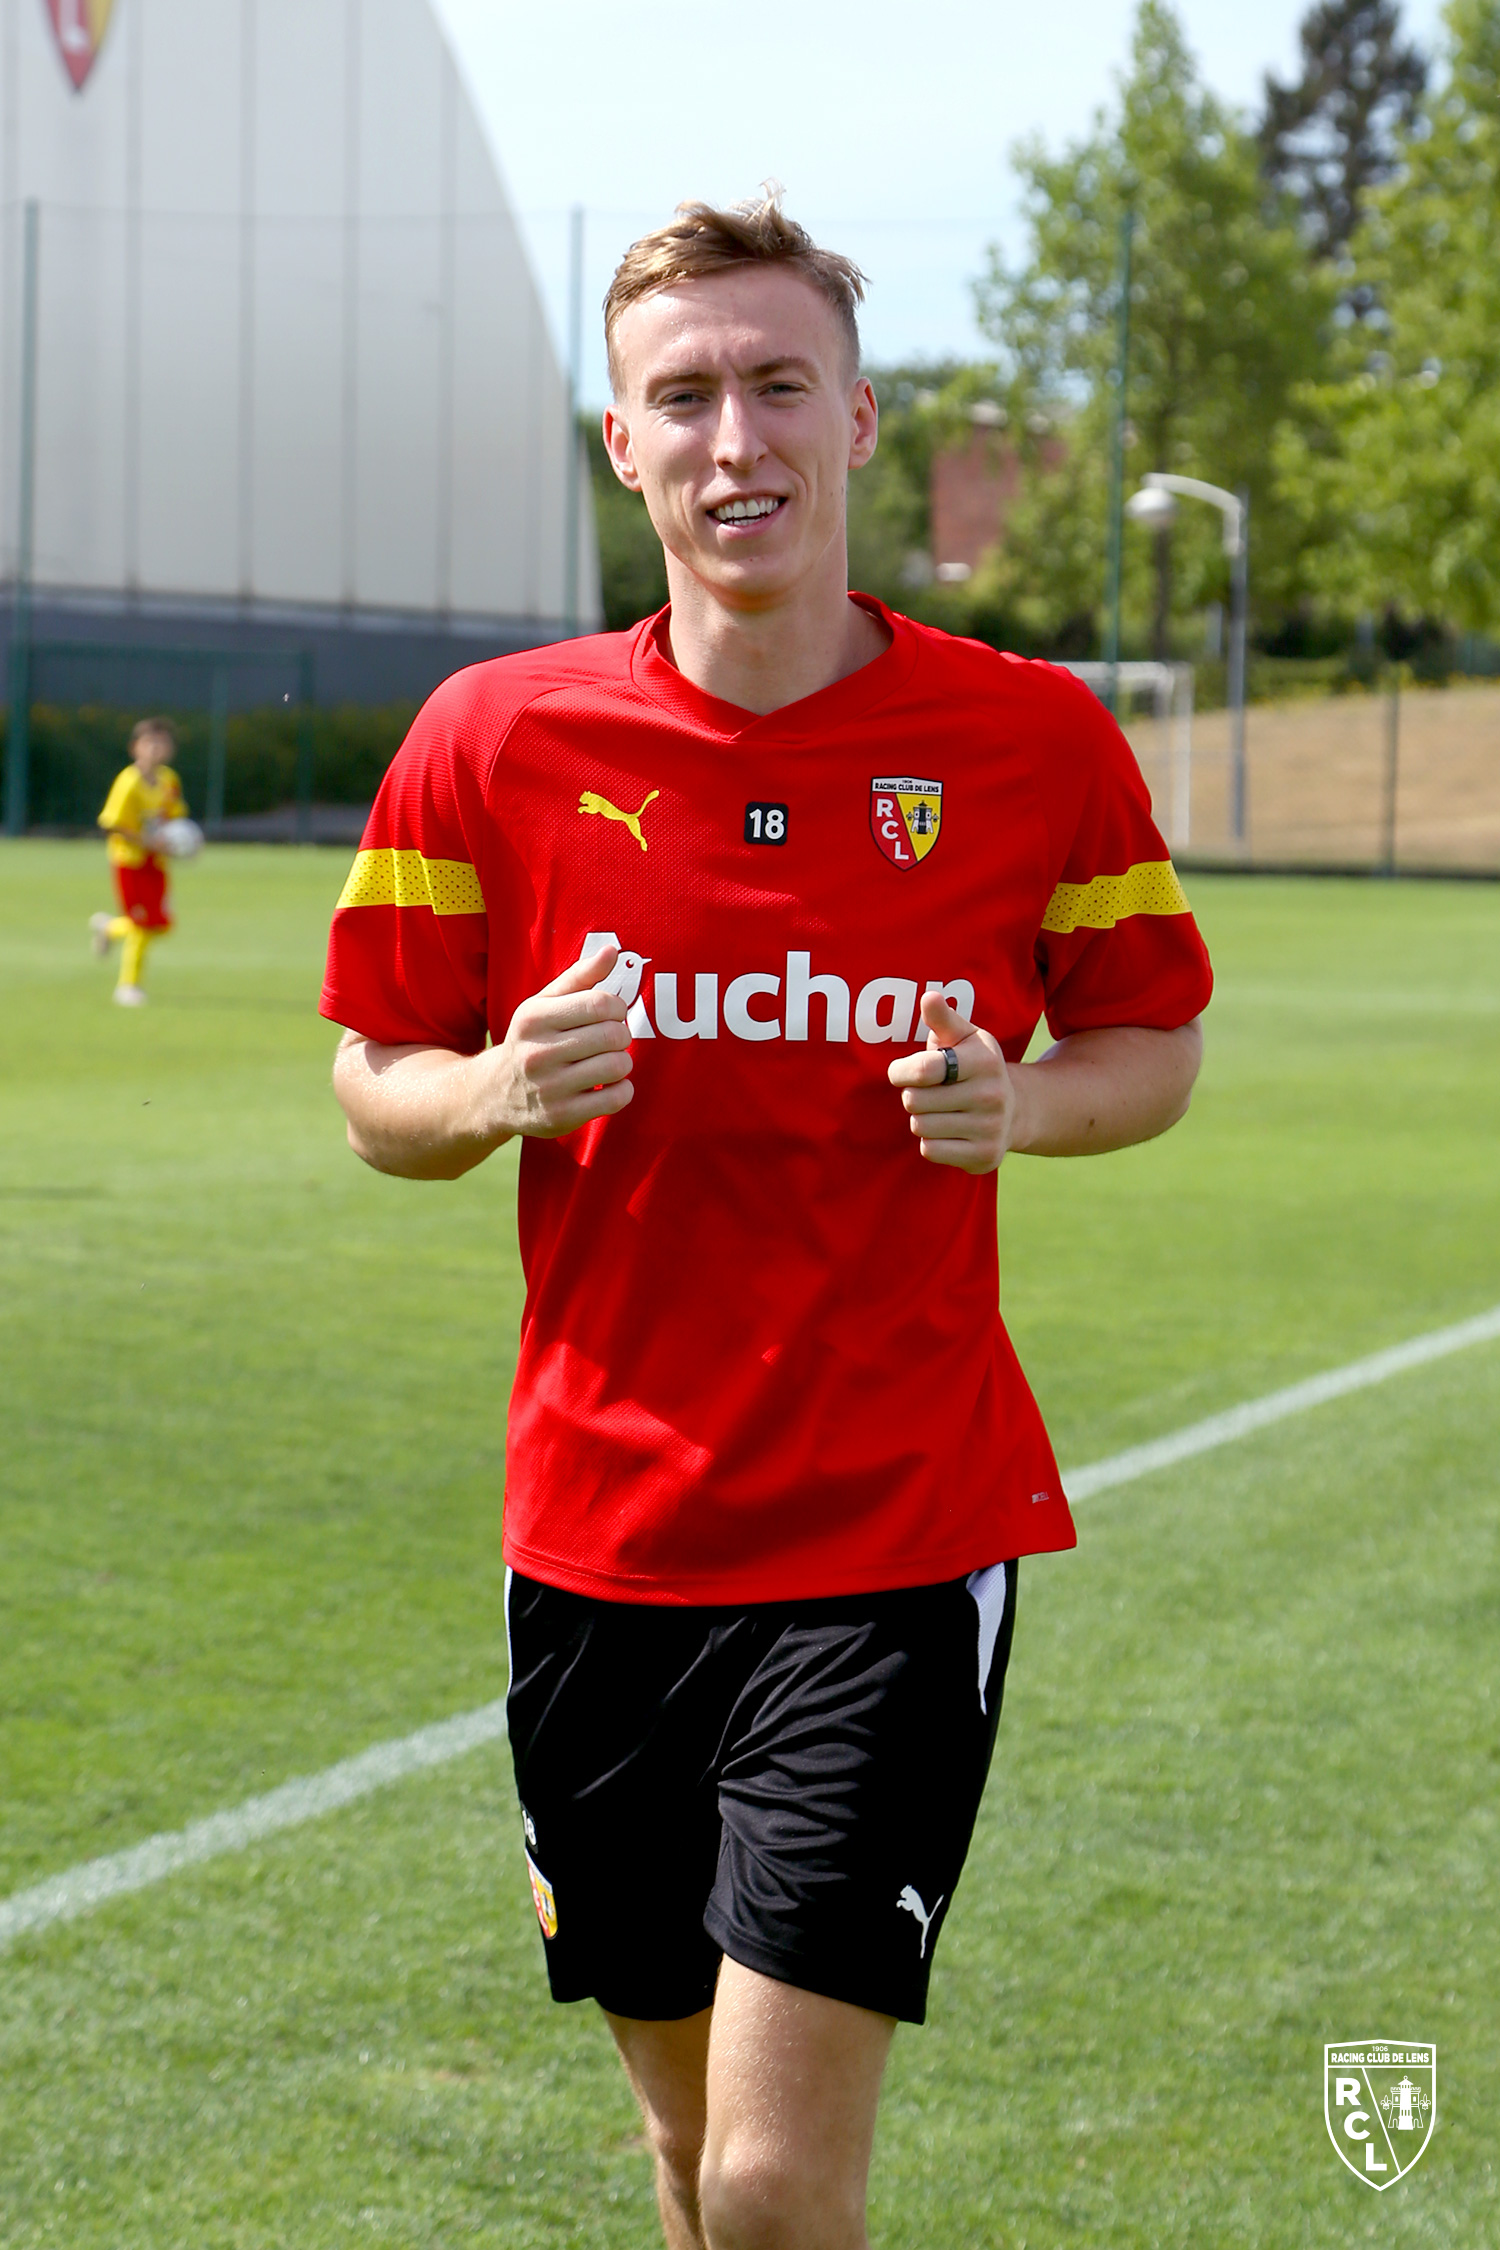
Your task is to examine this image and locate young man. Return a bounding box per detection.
[323,193,1211,2250]
[92,717,187,1006]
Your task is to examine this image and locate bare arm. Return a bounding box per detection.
[888,991,1202,1175]
[332,946,634,1181]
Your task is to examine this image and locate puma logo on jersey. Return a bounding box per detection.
[578,788,660,851]
[896,1885,944,1957]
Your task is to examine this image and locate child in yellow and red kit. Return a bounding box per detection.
[91,717,187,1007]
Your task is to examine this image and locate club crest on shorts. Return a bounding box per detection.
[870,777,942,870]
[1324,2040,1435,2189]
[525,1851,558,1939]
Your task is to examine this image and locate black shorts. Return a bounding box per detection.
[503,1560,1018,2026]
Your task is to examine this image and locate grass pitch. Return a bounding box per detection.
[1,841,1496,2247]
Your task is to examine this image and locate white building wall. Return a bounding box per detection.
[0,0,598,627]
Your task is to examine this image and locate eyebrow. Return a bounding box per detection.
[647,356,822,394]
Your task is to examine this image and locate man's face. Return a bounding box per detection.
[603,266,877,613]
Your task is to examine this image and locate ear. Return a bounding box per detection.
[602,405,642,492]
[848,377,878,472]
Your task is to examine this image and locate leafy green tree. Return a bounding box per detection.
[973,0,1335,649]
[1279,0,1500,629]
[586,422,669,632]
[846,364,965,605]
[1261,2,1428,262]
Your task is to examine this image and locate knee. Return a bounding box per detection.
[700,2138,862,2250]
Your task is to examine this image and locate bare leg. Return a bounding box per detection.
[699,1961,894,2250]
[606,2007,713,2250]
[608,1962,894,2250]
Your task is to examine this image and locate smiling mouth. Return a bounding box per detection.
[709,496,786,524]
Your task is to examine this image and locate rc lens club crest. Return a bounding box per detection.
[46,0,115,90]
[871,777,942,869]
[1324,2040,1435,2190]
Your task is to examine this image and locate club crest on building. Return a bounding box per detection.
[1324,2040,1435,2189]
[871,777,942,869]
[46,0,115,91]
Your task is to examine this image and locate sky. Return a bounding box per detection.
[428,0,1447,406]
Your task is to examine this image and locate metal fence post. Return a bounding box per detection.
[295,651,316,842]
[207,664,229,832]
[5,200,41,838]
[1381,666,1400,875]
[562,203,584,637]
[1170,662,1193,852]
[1227,488,1250,846]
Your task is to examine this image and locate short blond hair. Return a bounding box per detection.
[604,187,867,394]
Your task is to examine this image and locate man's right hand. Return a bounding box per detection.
[332,945,634,1181]
[484,944,635,1140]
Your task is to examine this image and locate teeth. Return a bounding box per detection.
[714,497,781,521]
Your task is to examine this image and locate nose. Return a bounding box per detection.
[710,387,766,473]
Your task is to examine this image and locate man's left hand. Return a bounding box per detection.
[887,992,1015,1175]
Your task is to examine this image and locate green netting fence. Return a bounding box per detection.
[3,640,414,834]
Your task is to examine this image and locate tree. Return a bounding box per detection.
[846,364,968,607]
[1260,2,1428,262]
[586,422,669,632]
[973,0,1335,652]
[1278,0,1500,630]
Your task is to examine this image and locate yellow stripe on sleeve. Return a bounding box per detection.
[335,848,485,916]
[1041,859,1190,936]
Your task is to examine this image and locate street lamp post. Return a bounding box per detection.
[1102,205,1135,717]
[1127,472,1250,845]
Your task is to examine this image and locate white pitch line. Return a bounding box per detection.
[4,1300,1499,1954]
[0,1697,509,1952]
[1062,1302,1500,1502]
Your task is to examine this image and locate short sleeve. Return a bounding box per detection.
[99,768,141,831]
[320,686,491,1052]
[1034,681,1213,1038]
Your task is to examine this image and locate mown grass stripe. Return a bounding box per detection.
[5,1301,1498,1954]
[0,1699,509,1950]
[1063,1302,1500,1501]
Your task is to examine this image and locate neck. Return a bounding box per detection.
[659,550,888,716]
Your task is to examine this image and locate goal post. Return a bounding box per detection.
[1059,660,1195,852]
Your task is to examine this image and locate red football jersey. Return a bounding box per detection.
[322,598,1212,1604]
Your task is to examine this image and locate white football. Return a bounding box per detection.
[156,817,205,860]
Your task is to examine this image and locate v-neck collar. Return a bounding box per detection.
[629,594,920,746]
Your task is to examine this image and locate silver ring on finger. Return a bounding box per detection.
[941,1047,960,1085]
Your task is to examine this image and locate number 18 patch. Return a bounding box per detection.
[871,776,943,869]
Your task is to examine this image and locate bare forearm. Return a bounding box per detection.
[331,949,637,1181]
[1006,1022,1202,1157]
[333,1033,509,1179]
